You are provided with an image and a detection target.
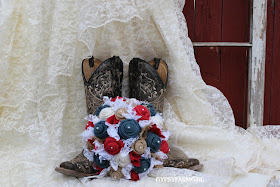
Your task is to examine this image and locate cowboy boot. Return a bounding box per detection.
[55,56,123,177]
[129,58,167,114]
[129,58,202,171]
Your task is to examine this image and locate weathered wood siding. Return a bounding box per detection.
[264,0,280,125]
[183,0,250,128]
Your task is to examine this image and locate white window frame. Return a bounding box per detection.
[192,0,268,128]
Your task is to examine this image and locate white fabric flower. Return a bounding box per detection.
[150,114,164,129]
[114,153,131,167]
[99,107,115,120]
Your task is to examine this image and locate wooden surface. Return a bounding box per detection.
[183,0,250,128]
[247,0,268,127]
[264,0,280,125]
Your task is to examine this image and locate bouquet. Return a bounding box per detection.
[82,97,170,181]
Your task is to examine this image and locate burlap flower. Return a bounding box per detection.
[115,108,127,120]
[130,170,139,181]
[132,158,151,173]
[99,107,115,120]
[131,139,147,155]
[130,151,141,167]
[106,115,120,124]
[86,139,95,151]
[118,119,141,140]
[146,131,161,153]
[109,167,124,180]
[111,96,126,102]
[160,140,169,154]
[95,105,110,116]
[104,137,124,155]
[133,105,150,121]
[114,153,131,167]
[141,103,157,116]
[94,121,109,140]
[93,154,110,169]
[85,121,94,130]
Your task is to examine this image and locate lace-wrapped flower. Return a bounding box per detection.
[132,158,151,173]
[146,131,161,153]
[141,103,157,116]
[118,119,141,140]
[94,121,109,140]
[95,105,110,116]
[133,105,150,121]
[104,137,124,155]
[99,107,115,120]
[115,108,127,120]
[114,153,131,167]
[93,154,110,169]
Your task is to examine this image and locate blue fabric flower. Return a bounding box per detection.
[141,103,157,116]
[94,121,108,140]
[93,154,110,168]
[132,158,151,173]
[118,119,141,140]
[94,105,110,116]
[146,131,161,153]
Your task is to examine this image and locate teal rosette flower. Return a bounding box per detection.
[93,154,110,168]
[141,103,157,116]
[132,158,151,173]
[118,119,141,140]
[94,121,108,139]
[94,105,110,116]
[146,131,161,153]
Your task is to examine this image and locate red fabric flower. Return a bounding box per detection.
[130,170,140,181]
[106,115,120,124]
[111,96,126,102]
[104,137,124,155]
[94,164,104,175]
[129,151,141,167]
[85,121,94,130]
[160,140,169,154]
[149,124,165,138]
[133,105,150,121]
[87,139,96,150]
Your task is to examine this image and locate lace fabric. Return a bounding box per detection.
[0,0,280,186]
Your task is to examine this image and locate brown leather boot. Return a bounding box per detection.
[129,58,168,113]
[163,145,203,170]
[129,58,202,171]
[55,56,123,177]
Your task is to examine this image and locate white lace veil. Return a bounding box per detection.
[0,0,279,186]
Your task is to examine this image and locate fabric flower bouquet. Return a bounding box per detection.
[82,97,170,181]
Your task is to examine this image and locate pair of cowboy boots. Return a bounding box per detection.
[55,56,201,177]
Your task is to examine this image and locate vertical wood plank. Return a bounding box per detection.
[195,0,222,42]
[269,0,280,125]
[263,0,275,125]
[247,0,268,127]
[194,0,222,89]
[183,0,195,41]
[221,0,250,128]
